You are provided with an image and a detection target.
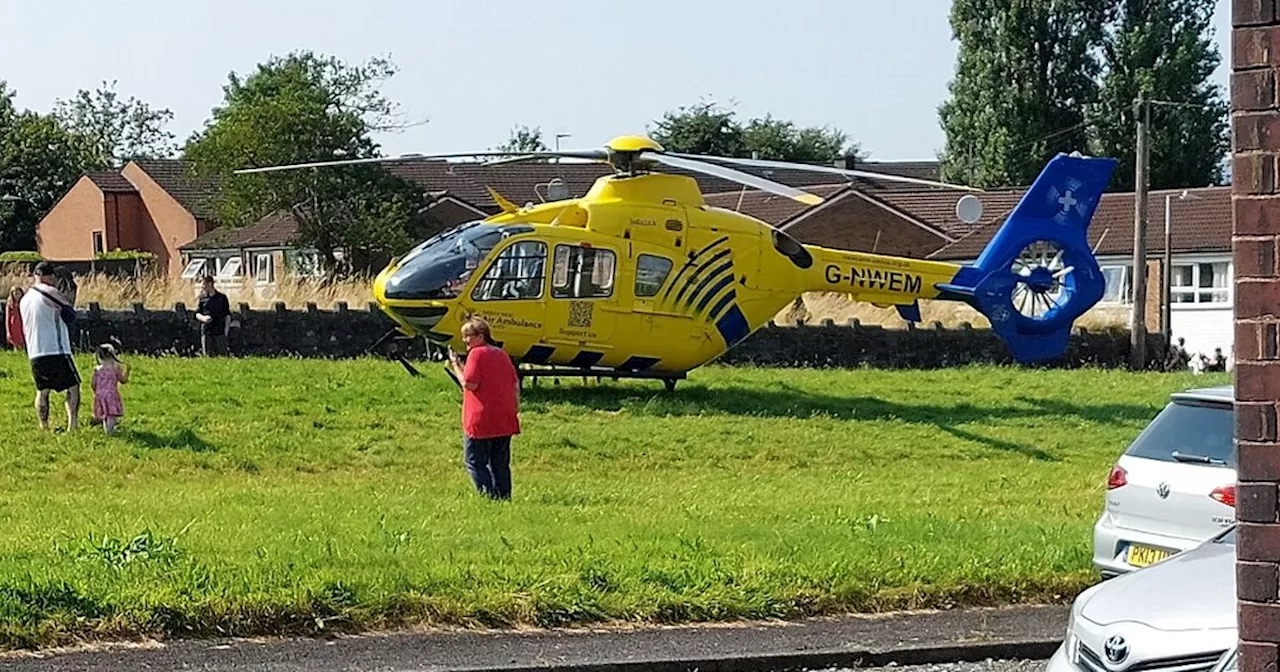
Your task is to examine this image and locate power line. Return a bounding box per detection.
[1145,99,1217,110]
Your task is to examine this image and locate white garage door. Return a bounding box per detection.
[1170,307,1233,360]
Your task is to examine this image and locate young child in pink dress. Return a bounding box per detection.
[91,344,130,434]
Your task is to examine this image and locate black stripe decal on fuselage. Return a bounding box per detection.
[660,236,730,302]
[683,260,734,310]
[708,289,737,322]
[672,249,732,307]
[695,274,736,315]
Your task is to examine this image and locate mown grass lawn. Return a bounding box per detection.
[0,351,1231,648]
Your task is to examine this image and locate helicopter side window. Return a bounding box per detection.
[471,240,547,301]
[635,254,674,298]
[552,244,616,299]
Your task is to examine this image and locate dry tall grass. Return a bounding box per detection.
[1,266,376,311]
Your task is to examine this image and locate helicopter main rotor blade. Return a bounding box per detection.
[641,152,824,206]
[234,151,553,175]
[480,149,611,167]
[667,153,983,193]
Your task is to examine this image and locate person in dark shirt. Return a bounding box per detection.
[194,274,231,356]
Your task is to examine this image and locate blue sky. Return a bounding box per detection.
[0,0,1233,161]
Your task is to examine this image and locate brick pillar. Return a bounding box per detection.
[1236,3,1280,672]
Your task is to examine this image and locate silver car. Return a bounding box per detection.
[1048,528,1236,672]
[1093,385,1235,578]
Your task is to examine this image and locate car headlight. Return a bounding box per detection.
[1065,610,1080,661]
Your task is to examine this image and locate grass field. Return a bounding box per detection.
[0,351,1231,649]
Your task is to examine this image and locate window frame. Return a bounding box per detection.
[635,253,674,298]
[253,253,274,285]
[215,256,243,281]
[1099,264,1132,305]
[181,258,207,280]
[1170,261,1230,306]
[551,243,617,299]
[470,239,548,302]
[92,231,105,256]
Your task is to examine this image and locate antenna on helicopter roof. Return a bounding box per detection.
[547,178,569,201]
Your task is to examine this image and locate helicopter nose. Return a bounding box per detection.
[384,305,450,340]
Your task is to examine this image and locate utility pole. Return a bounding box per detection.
[1130,97,1150,370]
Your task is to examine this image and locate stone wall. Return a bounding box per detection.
[2,301,433,360]
[719,319,1165,370]
[1,302,1165,369]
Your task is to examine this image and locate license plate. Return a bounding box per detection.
[1128,544,1174,568]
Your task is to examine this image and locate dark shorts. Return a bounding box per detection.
[30,354,80,392]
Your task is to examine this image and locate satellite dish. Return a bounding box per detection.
[956,194,984,224]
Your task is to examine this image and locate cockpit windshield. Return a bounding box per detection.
[383,221,533,300]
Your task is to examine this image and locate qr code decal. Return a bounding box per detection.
[568,301,593,328]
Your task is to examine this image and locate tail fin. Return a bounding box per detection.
[937,153,1119,363]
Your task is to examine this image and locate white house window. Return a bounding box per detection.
[1171,262,1229,305]
[92,231,105,255]
[180,258,207,280]
[1100,265,1132,304]
[254,253,274,284]
[216,256,243,281]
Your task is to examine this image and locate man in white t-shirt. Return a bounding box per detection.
[19,262,80,431]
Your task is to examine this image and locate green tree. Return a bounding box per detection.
[184,52,434,272]
[743,115,861,163]
[496,124,548,153]
[0,83,104,252]
[1090,0,1228,190]
[651,100,862,162]
[649,100,747,157]
[52,80,178,166]
[938,0,1109,188]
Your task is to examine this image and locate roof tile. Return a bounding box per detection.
[131,159,223,221]
[181,210,298,251]
[928,186,1231,260]
[703,184,850,225]
[86,171,137,193]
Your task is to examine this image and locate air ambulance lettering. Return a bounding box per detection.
[824,264,922,294]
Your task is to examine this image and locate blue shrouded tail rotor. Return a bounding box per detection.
[937,153,1119,363]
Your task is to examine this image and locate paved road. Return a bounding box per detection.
[0,605,1066,671]
[816,659,1044,672]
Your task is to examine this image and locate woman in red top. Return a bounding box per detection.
[447,317,521,500]
[5,287,25,350]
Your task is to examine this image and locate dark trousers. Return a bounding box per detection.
[464,435,512,500]
[202,332,227,357]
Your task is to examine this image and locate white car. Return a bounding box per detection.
[1093,385,1235,578]
[1049,527,1236,672]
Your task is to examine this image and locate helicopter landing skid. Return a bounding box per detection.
[516,366,685,392]
[368,328,423,377]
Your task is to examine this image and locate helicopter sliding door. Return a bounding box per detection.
[543,242,621,367]
[466,238,548,355]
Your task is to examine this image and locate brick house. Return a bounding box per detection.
[36,159,221,276]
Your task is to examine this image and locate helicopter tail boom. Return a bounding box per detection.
[935,152,1119,362]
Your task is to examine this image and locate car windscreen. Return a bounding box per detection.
[1124,400,1235,468]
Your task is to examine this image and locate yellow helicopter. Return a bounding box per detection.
[239,136,1117,390]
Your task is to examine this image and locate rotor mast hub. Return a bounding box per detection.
[605,135,665,177]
